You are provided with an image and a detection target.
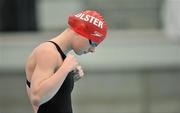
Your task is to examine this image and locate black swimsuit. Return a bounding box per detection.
[26,41,74,113]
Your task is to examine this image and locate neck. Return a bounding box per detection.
[51,28,73,55]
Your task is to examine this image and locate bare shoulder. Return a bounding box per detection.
[34,42,61,67]
[26,42,63,80]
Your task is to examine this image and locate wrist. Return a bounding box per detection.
[60,65,71,75]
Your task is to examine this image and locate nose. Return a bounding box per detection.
[89,47,95,53]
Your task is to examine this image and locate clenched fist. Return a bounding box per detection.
[72,66,84,82]
[61,54,78,73]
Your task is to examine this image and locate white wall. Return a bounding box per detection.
[0,30,179,72]
[162,0,180,39]
[37,0,83,30]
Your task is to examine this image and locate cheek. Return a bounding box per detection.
[79,47,88,52]
[78,40,90,50]
[72,37,90,52]
[72,43,87,54]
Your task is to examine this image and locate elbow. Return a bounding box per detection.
[30,88,41,107]
[31,93,40,107]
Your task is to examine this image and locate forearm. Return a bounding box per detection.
[31,67,69,106]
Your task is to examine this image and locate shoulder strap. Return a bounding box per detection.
[47,41,66,60]
[26,79,31,88]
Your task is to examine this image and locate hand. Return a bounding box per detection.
[72,66,84,82]
[61,54,78,73]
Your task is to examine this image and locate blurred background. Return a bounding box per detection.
[0,0,180,113]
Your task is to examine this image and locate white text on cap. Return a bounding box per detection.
[75,13,103,29]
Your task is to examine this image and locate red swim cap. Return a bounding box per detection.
[68,10,107,45]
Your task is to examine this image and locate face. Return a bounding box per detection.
[72,35,97,55]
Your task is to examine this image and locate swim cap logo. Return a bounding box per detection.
[91,31,103,37]
[75,13,103,29]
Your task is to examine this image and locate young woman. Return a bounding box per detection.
[25,10,107,113]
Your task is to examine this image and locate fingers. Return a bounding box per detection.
[76,66,84,77]
[65,54,85,82]
[63,54,79,72]
[73,74,81,82]
[73,65,84,82]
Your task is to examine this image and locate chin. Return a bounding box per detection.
[74,51,83,55]
[77,53,83,55]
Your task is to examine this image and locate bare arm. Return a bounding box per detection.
[30,46,78,107]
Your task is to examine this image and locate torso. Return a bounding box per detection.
[26,41,74,113]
